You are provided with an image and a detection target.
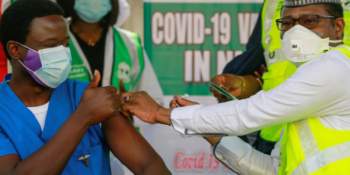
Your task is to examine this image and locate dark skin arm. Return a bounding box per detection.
[102,113,171,175]
[0,71,119,175]
[103,81,170,175]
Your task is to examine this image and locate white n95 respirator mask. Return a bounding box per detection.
[281,25,342,66]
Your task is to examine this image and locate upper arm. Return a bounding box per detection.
[101,113,167,174]
[0,154,21,175]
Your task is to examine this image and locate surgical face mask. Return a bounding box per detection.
[17,42,72,88]
[74,0,112,23]
[281,25,342,66]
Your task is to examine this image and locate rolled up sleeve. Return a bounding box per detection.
[0,127,17,157]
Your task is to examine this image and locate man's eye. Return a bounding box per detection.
[282,22,292,26]
[305,19,317,24]
[64,43,70,47]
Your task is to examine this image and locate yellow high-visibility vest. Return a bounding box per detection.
[259,1,350,143]
[278,45,350,175]
[260,0,296,143]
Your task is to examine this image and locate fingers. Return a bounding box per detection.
[210,74,225,85]
[87,70,101,89]
[120,102,133,117]
[169,94,199,107]
[169,98,177,108]
[120,92,133,103]
[118,80,127,95]
[111,93,120,101]
[104,86,118,93]
[178,97,198,107]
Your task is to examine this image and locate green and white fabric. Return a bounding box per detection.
[68,26,164,104]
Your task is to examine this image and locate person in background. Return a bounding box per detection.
[208,0,350,158]
[1,1,134,174]
[0,0,132,82]
[207,0,294,157]
[120,0,350,174]
[56,0,163,106]
[0,0,171,174]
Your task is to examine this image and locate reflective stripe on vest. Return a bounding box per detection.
[279,46,350,175]
[262,0,286,68]
[280,118,350,175]
[117,29,145,90]
[260,60,296,142]
[68,28,144,91]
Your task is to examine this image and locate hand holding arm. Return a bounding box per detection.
[120,91,172,125]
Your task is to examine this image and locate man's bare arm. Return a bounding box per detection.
[102,113,171,175]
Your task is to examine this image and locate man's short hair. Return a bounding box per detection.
[56,0,119,29]
[324,3,343,26]
[0,0,64,60]
[325,3,343,17]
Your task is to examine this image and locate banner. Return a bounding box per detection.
[144,0,262,98]
[142,0,263,174]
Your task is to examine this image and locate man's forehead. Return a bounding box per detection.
[281,4,329,18]
[26,15,69,44]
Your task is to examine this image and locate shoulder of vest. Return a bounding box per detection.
[114,27,139,39]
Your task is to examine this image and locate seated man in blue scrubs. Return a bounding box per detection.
[0,0,171,174]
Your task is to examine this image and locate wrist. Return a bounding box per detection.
[232,75,261,99]
[236,76,246,99]
[71,107,93,128]
[155,107,172,125]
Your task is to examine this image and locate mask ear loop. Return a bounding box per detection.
[15,41,38,53]
[17,58,35,73]
[329,40,343,44]
[15,41,38,73]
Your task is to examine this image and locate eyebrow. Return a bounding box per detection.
[41,36,70,42]
[282,13,318,18]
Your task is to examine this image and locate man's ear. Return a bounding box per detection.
[7,41,21,60]
[334,17,345,40]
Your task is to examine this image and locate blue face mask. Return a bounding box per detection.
[17,42,72,88]
[74,0,112,23]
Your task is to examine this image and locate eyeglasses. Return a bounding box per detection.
[276,15,336,31]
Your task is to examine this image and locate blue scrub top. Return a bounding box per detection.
[0,74,111,175]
